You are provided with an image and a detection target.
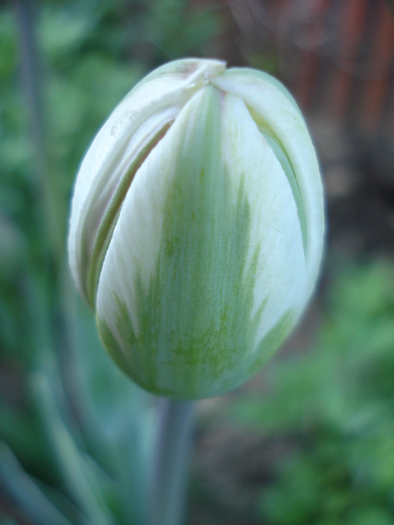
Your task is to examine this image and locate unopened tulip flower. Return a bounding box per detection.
[68,58,324,399]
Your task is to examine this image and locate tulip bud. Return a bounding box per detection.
[68,59,324,399]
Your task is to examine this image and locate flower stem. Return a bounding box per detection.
[14,0,65,259]
[147,399,195,525]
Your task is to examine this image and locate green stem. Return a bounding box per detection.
[15,0,65,262]
[148,399,195,525]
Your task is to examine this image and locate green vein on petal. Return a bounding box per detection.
[97,176,261,399]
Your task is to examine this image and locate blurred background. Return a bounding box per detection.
[0,0,394,524]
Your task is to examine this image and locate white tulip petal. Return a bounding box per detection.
[95,86,218,386]
[211,69,324,297]
[69,59,226,305]
[221,93,307,355]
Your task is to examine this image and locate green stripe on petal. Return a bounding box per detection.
[220,92,307,349]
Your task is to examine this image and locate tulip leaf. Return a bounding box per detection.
[0,442,77,525]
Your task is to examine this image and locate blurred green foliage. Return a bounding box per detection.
[228,261,394,524]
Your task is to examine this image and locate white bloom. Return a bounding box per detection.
[68,58,324,399]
